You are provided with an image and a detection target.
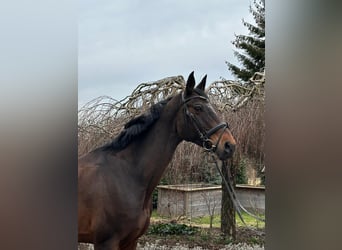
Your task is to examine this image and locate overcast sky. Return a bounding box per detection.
[79,0,254,107]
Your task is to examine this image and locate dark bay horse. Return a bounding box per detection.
[78,72,236,249]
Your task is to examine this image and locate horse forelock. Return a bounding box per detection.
[193,88,209,99]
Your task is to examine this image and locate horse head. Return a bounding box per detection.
[176,71,236,160]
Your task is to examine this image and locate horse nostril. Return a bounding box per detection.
[224,142,235,153]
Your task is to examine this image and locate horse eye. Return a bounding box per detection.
[194,105,203,111]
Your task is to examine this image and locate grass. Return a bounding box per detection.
[191,212,265,229]
[191,214,221,227]
[235,212,265,228]
[151,210,265,229]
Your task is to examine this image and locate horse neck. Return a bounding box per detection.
[125,95,183,193]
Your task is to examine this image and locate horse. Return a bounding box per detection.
[78,72,236,250]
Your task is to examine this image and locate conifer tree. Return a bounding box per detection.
[226,0,265,82]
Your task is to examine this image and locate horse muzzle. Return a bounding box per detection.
[209,130,236,160]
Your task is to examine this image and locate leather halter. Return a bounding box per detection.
[181,93,228,152]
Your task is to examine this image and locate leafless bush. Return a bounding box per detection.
[225,100,265,182]
[201,190,220,230]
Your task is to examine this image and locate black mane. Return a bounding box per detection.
[99,97,172,151]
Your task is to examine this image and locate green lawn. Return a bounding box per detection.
[191,212,265,228]
[151,210,265,229]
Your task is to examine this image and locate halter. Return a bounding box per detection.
[181,92,228,152]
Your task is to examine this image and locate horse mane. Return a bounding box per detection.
[99,97,172,152]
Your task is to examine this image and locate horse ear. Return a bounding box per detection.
[185,71,195,96]
[196,74,207,91]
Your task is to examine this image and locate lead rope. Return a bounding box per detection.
[210,154,265,226]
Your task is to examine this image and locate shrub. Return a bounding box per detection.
[148,223,199,236]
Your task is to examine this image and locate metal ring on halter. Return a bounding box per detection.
[200,122,227,152]
[203,138,215,151]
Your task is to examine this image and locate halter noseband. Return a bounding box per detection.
[181,93,228,152]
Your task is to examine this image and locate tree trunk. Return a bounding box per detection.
[220,160,236,240]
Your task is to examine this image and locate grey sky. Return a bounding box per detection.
[79,0,253,107]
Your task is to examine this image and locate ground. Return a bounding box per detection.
[78,212,265,250]
[138,223,264,250]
